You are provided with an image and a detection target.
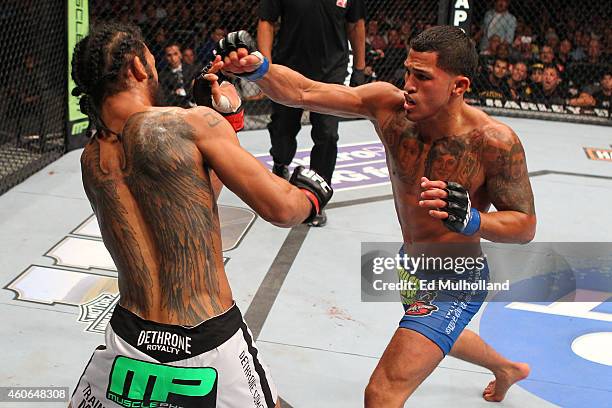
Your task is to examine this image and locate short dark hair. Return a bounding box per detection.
[495,58,509,66]
[164,41,182,52]
[543,64,559,75]
[71,22,150,135]
[409,25,479,80]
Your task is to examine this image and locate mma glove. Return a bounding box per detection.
[441,181,481,236]
[215,31,270,81]
[289,166,333,224]
[193,62,244,132]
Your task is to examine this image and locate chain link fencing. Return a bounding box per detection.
[0,0,67,196]
[1,0,610,196]
[91,0,610,126]
[467,0,612,124]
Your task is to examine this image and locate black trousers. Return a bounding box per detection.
[267,69,346,185]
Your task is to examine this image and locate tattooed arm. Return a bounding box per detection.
[186,106,312,227]
[481,125,536,243]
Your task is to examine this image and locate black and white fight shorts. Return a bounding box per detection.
[70,302,277,408]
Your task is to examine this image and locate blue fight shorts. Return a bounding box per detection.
[397,247,489,355]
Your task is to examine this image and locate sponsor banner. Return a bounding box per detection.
[361,242,612,302]
[584,146,612,162]
[256,141,390,191]
[67,0,89,145]
[468,97,612,119]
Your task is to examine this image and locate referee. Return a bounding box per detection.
[258,0,366,226]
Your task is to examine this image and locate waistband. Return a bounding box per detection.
[110,302,242,363]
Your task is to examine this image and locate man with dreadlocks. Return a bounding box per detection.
[69,22,332,408]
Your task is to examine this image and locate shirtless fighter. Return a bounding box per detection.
[68,22,331,408]
[218,26,534,406]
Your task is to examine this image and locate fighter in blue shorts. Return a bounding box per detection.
[397,245,490,356]
[219,26,535,406]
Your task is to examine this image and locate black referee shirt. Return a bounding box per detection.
[259,0,366,81]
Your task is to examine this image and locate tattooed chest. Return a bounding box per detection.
[382,117,486,194]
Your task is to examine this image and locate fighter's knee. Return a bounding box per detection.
[364,372,392,405]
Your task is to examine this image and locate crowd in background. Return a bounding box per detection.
[88,0,611,111]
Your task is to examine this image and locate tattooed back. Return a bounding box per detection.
[80,108,232,326]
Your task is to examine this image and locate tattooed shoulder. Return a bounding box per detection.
[481,124,535,215]
[122,110,197,148]
[381,110,417,148]
[481,124,523,176]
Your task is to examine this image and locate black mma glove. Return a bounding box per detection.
[289,166,333,224]
[193,62,244,132]
[441,181,481,235]
[215,31,269,81]
[350,68,366,87]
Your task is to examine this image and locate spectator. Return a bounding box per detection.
[258,0,367,226]
[158,43,198,108]
[197,27,225,63]
[479,0,517,51]
[364,43,385,83]
[192,2,207,33]
[175,4,195,32]
[150,27,168,68]
[557,39,574,66]
[398,21,413,43]
[138,3,162,43]
[376,29,407,86]
[570,30,588,61]
[539,45,565,75]
[475,58,512,100]
[366,20,387,50]
[481,34,502,56]
[509,35,535,63]
[592,70,612,109]
[162,0,179,25]
[544,29,560,50]
[182,47,202,72]
[568,38,610,90]
[480,34,502,70]
[497,42,511,60]
[604,28,612,59]
[529,62,545,87]
[507,61,533,100]
[539,45,555,65]
[531,65,569,105]
[586,38,607,65]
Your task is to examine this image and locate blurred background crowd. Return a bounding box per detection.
[89,0,612,110]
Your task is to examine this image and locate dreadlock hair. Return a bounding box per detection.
[71,22,150,137]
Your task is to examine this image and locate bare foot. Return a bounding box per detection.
[483,362,530,402]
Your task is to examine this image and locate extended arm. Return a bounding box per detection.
[217,31,404,121]
[186,107,313,227]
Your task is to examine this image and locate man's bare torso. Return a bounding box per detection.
[80,108,232,326]
[374,103,531,251]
